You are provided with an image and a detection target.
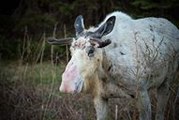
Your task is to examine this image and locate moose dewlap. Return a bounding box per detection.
[48,11,179,120]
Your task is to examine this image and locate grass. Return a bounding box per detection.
[0,61,96,120]
[0,60,140,120]
[0,60,178,120]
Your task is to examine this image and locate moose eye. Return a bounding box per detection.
[86,46,95,57]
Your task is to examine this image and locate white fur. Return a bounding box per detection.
[68,11,179,120]
[92,11,178,120]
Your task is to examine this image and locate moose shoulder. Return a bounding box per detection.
[48,11,179,120]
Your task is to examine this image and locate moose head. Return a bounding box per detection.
[48,15,116,94]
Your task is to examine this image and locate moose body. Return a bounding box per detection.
[48,11,179,120]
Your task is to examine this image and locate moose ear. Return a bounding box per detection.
[74,15,85,36]
[94,16,116,38]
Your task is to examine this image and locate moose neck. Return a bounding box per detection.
[99,50,134,99]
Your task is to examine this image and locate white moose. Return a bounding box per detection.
[48,11,179,120]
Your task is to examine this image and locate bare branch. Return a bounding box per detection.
[47,37,73,45]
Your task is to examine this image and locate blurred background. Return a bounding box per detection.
[0,0,179,120]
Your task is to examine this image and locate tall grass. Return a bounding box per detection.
[0,28,97,120]
[0,60,98,120]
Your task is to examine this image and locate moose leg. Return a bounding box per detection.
[137,89,152,120]
[155,81,170,120]
[94,97,108,120]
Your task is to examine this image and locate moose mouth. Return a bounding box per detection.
[60,61,84,94]
[74,76,84,93]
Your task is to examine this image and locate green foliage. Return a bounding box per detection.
[14,12,56,36]
[0,0,179,61]
[132,0,159,10]
[132,0,179,10]
[0,36,19,59]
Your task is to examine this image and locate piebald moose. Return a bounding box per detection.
[48,11,179,120]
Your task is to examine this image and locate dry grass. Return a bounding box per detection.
[0,61,96,120]
[0,61,178,120]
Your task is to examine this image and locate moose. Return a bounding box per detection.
[48,11,179,120]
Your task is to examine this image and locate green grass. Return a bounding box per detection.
[0,61,64,88]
